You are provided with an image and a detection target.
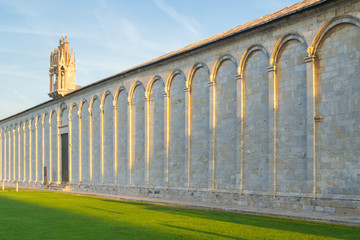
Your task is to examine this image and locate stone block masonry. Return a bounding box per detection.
[0,0,359,215]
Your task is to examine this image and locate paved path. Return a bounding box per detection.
[46,189,360,227]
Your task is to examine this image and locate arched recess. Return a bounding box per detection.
[240,45,270,192]
[272,33,308,194]
[3,126,8,181]
[167,70,186,188]
[187,63,210,188]
[7,125,12,181]
[58,103,68,126]
[41,113,49,183]
[49,109,57,183]
[101,90,114,185]
[12,123,17,181]
[271,33,307,65]
[212,54,238,190]
[69,102,79,184]
[165,70,186,94]
[146,75,165,187]
[311,16,360,196]
[129,81,146,187]
[29,119,35,182]
[79,99,90,184]
[59,104,69,184]
[89,95,101,185]
[0,128,3,181]
[34,116,41,182]
[18,122,23,182]
[114,86,129,186]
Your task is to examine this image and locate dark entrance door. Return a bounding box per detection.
[61,133,69,183]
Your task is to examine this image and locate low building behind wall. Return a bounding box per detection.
[0,0,359,215]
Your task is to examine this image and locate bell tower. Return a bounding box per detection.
[48,35,77,99]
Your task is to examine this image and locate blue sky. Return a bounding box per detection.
[0,0,300,119]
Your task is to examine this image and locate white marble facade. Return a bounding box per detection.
[0,0,359,214]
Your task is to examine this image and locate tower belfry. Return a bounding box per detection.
[48,35,77,99]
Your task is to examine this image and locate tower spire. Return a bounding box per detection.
[48,35,78,99]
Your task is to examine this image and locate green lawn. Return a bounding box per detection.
[0,189,358,240]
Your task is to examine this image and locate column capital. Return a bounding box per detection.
[304,55,316,63]
[235,74,244,80]
[184,87,190,93]
[163,92,170,98]
[267,65,277,72]
[208,81,216,87]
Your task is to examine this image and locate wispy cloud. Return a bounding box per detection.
[153,0,202,37]
[0,27,57,36]
[0,83,29,102]
[92,1,178,56]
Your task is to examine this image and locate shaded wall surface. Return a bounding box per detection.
[0,0,359,215]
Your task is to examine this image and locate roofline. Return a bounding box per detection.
[65,0,330,94]
[0,0,332,124]
[0,99,55,123]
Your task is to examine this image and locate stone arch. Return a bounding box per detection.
[5,125,9,181]
[129,81,145,103]
[114,86,129,186]
[187,62,211,188]
[89,95,99,115]
[78,99,88,117]
[147,75,165,187]
[309,15,360,56]
[100,90,113,110]
[40,112,49,184]
[313,16,360,196]
[57,102,68,125]
[28,119,34,182]
[113,86,127,107]
[12,123,18,181]
[69,102,79,184]
[240,44,270,192]
[34,115,41,183]
[20,120,27,182]
[48,109,57,183]
[101,90,114,185]
[211,54,237,82]
[167,69,187,188]
[146,75,164,98]
[129,80,146,186]
[239,44,269,76]
[0,128,3,181]
[213,54,238,190]
[17,121,23,182]
[271,33,307,65]
[7,124,12,181]
[68,102,77,117]
[165,70,186,94]
[89,95,101,185]
[79,99,90,184]
[187,63,210,89]
[274,32,308,194]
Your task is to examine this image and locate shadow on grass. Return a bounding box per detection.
[0,193,189,240]
[85,206,124,215]
[100,198,360,239]
[162,224,246,240]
